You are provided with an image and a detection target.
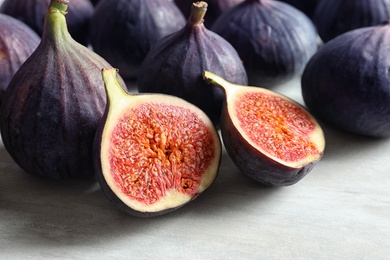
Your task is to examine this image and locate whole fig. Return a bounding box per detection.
[302,22,390,137]
[0,14,40,103]
[89,0,186,80]
[211,0,318,88]
[0,0,94,46]
[0,0,122,179]
[313,0,390,43]
[138,2,248,127]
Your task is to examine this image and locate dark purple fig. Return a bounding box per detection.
[174,0,244,27]
[0,14,40,103]
[0,0,94,46]
[88,0,186,80]
[137,2,248,127]
[313,0,390,43]
[203,71,325,186]
[279,0,319,18]
[94,68,221,217]
[0,0,123,179]
[211,0,318,88]
[302,23,390,138]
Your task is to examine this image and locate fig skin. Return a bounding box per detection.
[302,23,390,138]
[313,0,390,43]
[88,0,186,80]
[0,0,122,179]
[174,0,244,27]
[279,0,319,18]
[0,0,94,46]
[203,71,325,186]
[94,68,221,217]
[0,14,40,103]
[138,2,248,128]
[211,0,318,88]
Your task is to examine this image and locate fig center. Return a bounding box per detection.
[109,103,216,205]
[235,92,321,164]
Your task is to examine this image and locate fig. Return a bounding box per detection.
[137,1,248,128]
[211,0,318,88]
[174,0,244,27]
[313,0,390,43]
[0,0,122,179]
[94,68,221,217]
[302,22,390,138]
[0,0,94,46]
[203,71,325,186]
[88,0,186,80]
[0,13,40,103]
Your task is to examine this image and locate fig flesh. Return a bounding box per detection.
[0,0,94,46]
[0,0,122,179]
[211,0,318,88]
[138,1,248,128]
[0,13,40,103]
[94,68,221,217]
[88,0,186,80]
[203,71,325,186]
[302,22,390,137]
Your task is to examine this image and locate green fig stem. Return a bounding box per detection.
[189,1,208,26]
[49,0,69,14]
[102,68,130,102]
[203,71,236,93]
[42,0,72,42]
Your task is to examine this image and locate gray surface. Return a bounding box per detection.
[0,76,389,259]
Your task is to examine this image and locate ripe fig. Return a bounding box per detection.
[94,68,221,217]
[313,0,390,43]
[302,22,390,137]
[174,0,244,27]
[0,0,123,179]
[138,1,248,128]
[0,0,94,46]
[0,14,40,103]
[203,71,325,186]
[211,0,318,88]
[88,0,186,80]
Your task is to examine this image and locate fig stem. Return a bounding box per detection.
[102,68,129,102]
[49,0,69,14]
[189,1,208,26]
[202,70,235,93]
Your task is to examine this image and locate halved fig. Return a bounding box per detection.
[94,68,222,217]
[203,71,325,186]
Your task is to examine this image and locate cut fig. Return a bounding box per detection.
[203,71,325,186]
[94,68,222,217]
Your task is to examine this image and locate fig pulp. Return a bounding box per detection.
[0,0,122,179]
[302,22,390,137]
[211,0,318,87]
[0,14,40,103]
[88,0,186,80]
[94,68,221,217]
[138,1,248,127]
[203,71,325,186]
[0,0,94,46]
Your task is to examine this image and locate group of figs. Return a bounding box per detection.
[0,0,389,217]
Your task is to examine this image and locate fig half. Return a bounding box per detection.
[94,68,222,217]
[203,71,325,186]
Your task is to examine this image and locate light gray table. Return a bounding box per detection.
[0,75,389,259]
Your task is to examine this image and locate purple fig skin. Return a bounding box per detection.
[88,0,186,80]
[0,14,40,103]
[302,23,390,138]
[221,106,319,187]
[137,2,248,128]
[313,0,390,43]
[0,0,94,46]
[211,0,318,88]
